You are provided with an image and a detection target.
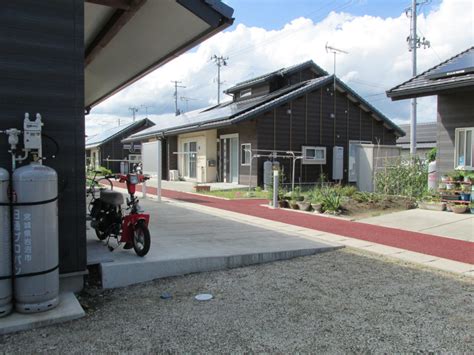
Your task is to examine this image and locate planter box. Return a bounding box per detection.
[194,185,210,192]
[450,205,468,214]
[296,201,311,211]
[418,202,446,211]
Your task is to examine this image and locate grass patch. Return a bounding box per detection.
[199,188,268,199]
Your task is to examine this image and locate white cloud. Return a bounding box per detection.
[87,0,473,136]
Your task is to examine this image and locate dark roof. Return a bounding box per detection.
[124,75,403,142]
[387,47,474,100]
[224,60,328,94]
[397,122,437,145]
[86,118,154,149]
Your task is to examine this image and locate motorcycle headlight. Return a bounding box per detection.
[129,174,139,184]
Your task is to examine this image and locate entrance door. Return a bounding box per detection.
[183,141,197,179]
[220,135,239,183]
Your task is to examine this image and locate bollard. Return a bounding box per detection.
[273,169,279,209]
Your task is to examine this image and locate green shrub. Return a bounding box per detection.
[374,156,428,198]
[426,147,437,162]
[320,187,342,213]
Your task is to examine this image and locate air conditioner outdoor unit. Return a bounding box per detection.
[169,170,180,181]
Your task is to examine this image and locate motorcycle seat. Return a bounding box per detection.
[100,190,124,206]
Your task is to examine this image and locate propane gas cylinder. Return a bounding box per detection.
[0,167,12,317]
[13,162,59,313]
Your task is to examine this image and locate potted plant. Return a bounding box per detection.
[296,198,311,211]
[460,184,471,201]
[440,175,449,183]
[418,195,446,211]
[449,202,467,214]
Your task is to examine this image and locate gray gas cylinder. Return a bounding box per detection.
[0,168,12,317]
[12,163,59,313]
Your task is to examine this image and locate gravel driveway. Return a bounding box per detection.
[1,249,472,353]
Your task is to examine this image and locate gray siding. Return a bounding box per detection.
[437,92,474,175]
[0,1,85,274]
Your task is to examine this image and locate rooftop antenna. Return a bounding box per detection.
[180,96,197,113]
[210,55,229,105]
[325,42,348,92]
[405,0,431,156]
[171,80,186,116]
[128,106,139,122]
[325,43,348,145]
[140,104,154,118]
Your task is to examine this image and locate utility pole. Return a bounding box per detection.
[128,106,139,122]
[171,80,185,116]
[211,54,228,104]
[406,0,430,155]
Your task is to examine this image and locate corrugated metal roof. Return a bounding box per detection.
[86,118,153,148]
[397,122,437,144]
[387,47,474,100]
[224,60,328,94]
[124,75,403,142]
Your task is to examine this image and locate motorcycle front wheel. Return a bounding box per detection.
[133,220,151,257]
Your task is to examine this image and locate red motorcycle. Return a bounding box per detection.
[90,172,151,257]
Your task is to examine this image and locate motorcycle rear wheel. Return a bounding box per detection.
[133,220,151,257]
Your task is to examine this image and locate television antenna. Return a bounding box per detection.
[325,42,348,91]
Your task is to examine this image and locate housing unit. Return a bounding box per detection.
[124,60,404,186]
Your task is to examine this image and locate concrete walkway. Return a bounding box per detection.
[359,209,473,242]
[87,198,341,288]
[114,181,473,276]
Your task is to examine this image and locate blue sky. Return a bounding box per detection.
[225,0,442,30]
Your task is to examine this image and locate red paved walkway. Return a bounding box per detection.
[118,183,473,264]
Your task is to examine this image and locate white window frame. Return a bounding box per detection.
[240,88,252,98]
[454,127,474,170]
[302,146,326,165]
[241,143,251,166]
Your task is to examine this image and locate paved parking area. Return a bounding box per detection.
[87,198,341,288]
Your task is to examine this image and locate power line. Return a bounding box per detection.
[210,55,228,104]
[225,0,354,60]
[171,80,186,116]
[180,96,198,112]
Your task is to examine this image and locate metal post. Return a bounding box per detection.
[157,139,162,202]
[142,180,147,199]
[273,169,279,209]
[410,0,417,156]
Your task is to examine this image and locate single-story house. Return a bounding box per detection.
[397,122,437,158]
[86,118,154,172]
[124,60,404,186]
[387,46,474,175]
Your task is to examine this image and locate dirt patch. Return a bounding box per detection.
[342,195,416,220]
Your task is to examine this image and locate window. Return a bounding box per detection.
[240,88,252,98]
[241,143,251,166]
[302,146,326,165]
[455,127,474,170]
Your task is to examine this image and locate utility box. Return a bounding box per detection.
[332,146,344,181]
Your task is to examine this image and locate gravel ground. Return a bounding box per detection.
[1,248,472,354]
